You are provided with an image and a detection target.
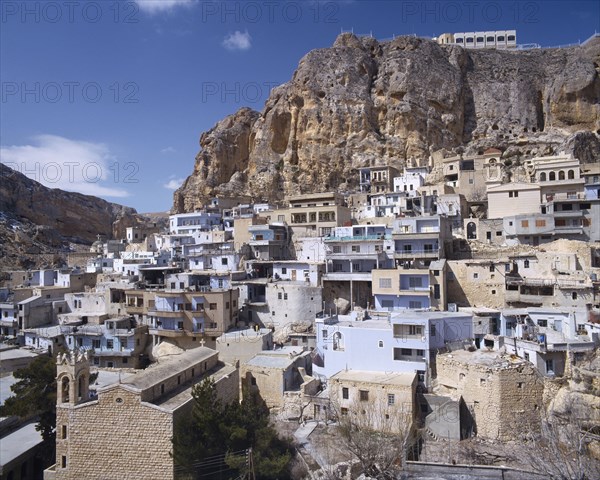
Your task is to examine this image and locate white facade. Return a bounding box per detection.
[313,310,473,387]
[169,212,222,235]
[394,167,428,197]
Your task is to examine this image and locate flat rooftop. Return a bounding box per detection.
[217,328,271,341]
[440,349,527,369]
[0,422,44,465]
[331,370,416,387]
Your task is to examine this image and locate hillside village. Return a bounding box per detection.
[1,146,599,479]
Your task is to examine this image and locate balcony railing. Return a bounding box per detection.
[325,234,391,242]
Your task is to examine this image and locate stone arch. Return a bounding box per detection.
[568,169,575,180]
[559,170,565,180]
[467,222,477,240]
[59,376,70,403]
[539,172,547,182]
[549,171,556,181]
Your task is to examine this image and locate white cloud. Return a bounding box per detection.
[160,146,176,154]
[136,0,194,14]
[222,30,252,51]
[163,177,185,190]
[1,135,130,198]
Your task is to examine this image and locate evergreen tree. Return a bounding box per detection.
[172,379,292,479]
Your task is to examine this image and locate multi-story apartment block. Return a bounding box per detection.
[169,211,222,235]
[267,192,352,237]
[147,286,239,349]
[322,225,392,309]
[371,259,447,311]
[393,165,428,197]
[498,307,595,377]
[487,182,542,219]
[63,317,149,368]
[389,216,450,266]
[313,310,473,388]
[126,225,161,243]
[359,166,400,193]
[248,223,290,260]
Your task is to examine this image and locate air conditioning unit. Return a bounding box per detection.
[448,303,457,312]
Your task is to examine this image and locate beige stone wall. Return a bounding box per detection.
[446,260,506,308]
[55,388,174,480]
[436,355,543,441]
[329,376,416,434]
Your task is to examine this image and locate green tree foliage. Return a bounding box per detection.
[173,379,292,479]
[0,354,57,442]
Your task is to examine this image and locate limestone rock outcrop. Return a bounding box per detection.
[173,34,600,212]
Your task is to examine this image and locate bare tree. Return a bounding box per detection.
[330,392,415,479]
[517,410,600,480]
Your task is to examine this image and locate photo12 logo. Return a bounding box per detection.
[201,81,280,104]
[2,161,139,184]
[200,1,340,24]
[1,81,140,104]
[1,1,139,24]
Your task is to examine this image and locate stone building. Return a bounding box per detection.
[328,370,417,434]
[45,348,238,480]
[435,349,544,441]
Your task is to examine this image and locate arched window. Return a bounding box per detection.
[568,170,575,180]
[78,375,85,400]
[549,172,556,181]
[61,377,70,403]
[332,332,344,351]
[559,171,565,180]
[539,172,547,182]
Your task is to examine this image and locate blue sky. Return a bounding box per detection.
[1,0,598,213]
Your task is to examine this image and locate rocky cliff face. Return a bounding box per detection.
[174,34,600,212]
[0,163,138,243]
[0,163,143,269]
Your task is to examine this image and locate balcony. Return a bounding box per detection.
[148,310,184,318]
[325,234,391,242]
[393,249,440,259]
[322,272,373,282]
[392,232,440,240]
[398,287,431,296]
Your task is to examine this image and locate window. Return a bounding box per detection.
[61,425,67,439]
[387,394,395,406]
[416,349,424,357]
[509,191,519,198]
[489,264,495,272]
[537,319,547,327]
[209,303,217,310]
[322,329,328,339]
[401,348,412,356]
[359,390,369,401]
[333,246,341,254]
[281,267,287,274]
[539,172,547,181]
[521,220,529,228]
[106,339,113,349]
[409,301,422,309]
[546,359,554,374]
[409,325,422,336]
[342,387,349,399]
[549,171,556,181]
[341,407,348,415]
[430,324,437,337]
[278,292,282,300]
[378,340,384,348]
[572,292,578,300]
[61,456,67,468]
[473,273,479,279]
[433,270,439,276]
[524,259,530,268]
[284,293,288,300]
[221,258,228,265]
[92,339,101,349]
[351,245,361,253]
[408,277,423,288]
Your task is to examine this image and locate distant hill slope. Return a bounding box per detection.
[173,33,600,212]
[0,163,142,269]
